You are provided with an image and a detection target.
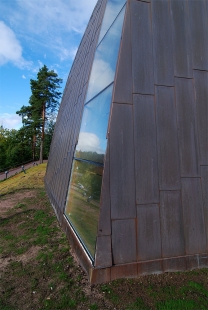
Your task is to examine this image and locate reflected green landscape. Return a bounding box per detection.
[65,2,126,260]
[65,160,103,257]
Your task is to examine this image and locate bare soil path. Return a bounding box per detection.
[0,160,47,181]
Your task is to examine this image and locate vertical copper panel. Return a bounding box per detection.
[111,263,138,281]
[56,161,65,210]
[155,86,181,190]
[113,1,132,104]
[194,70,208,165]
[61,152,74,209]
[189,0,208,70]
[109,103,136,219]
[137,205,161,261]
[133,94,159,204]
[94,236,112,268]
[97,144,111,236]
[175,78,199,177]
[160,191,185,257]
[186,254,208,271]
[186,255,199,270]
[163,257,186,273]
[112,219,137,264]
[137,260,163,276]
[199,253,208,268]
[201,166,208,243]
[90,268,111,285]
[131,0,154,94]
[181,178,207,255]
[170,0,192,78]
[151,0,174,86]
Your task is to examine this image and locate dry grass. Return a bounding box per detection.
[0,163,47,196]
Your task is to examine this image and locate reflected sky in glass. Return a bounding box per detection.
[65,2,127,260]
[98,0,127,44]
[85,5,125,103]
[65,160,103,258]
[75,84,113,163]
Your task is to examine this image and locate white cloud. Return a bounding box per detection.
[15,0,97,34]
[98,0,126,43]
[76,132,104,154]
[22,75,26,79]
[0,0,97,62]
[0,21,32,68]
[38,60,44,68]
[86,58,114,102]
[0,113,22,129]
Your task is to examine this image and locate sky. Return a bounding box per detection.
[0,0,97,130]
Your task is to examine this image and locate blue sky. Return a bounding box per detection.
[0,0,97,129]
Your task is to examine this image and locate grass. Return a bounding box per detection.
[0,163,46,195]
[0,164,208,309]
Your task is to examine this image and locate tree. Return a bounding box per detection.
[43,120,56,159]
[0,126,7,171]
[0,127,33,172]
[17,65,62,163]
[16,105,38,161]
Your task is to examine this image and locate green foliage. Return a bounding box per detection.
[90,304,99,310]
[0,65,61,171]
[0,127,32,171]
[126,298,148,310]
[13,64,62,165]
[101,284,119,304]
[156,299,201,309]
[43,120,55,159]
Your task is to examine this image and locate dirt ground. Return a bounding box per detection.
[1,189,208,310]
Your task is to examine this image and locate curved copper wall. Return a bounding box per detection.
[45,0,107,221]
[45,0,208,284]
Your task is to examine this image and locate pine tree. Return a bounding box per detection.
[17,65,62,163]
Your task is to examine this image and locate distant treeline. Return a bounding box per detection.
[75,150,104,164]
[0,122,55,173]
[0,65,63,173]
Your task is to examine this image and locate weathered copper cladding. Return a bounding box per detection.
[45,0,208,284]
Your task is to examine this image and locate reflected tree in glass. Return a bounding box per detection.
[64,3,127,260]
[65,160,103,257]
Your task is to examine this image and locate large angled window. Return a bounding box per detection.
[85,5,125,103]
[98,0,127,44]
[65,2,126,260]
[75,83,113,164]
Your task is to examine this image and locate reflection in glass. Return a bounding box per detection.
[98,0,126,44]
[65,2,127,261]
[85,5,126,103]
[75,84,113,164]
[65,160,103,258]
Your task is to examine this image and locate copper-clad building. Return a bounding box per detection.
[45,0,208,284]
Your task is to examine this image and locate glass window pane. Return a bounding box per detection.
[65,160,103,258]
[75,84,113,163]
[85,5,126,103]
[98,0,127,44]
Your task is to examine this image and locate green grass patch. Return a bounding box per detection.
[0,163,47,195]
[1,164,208,309]
[126,298,148,310]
